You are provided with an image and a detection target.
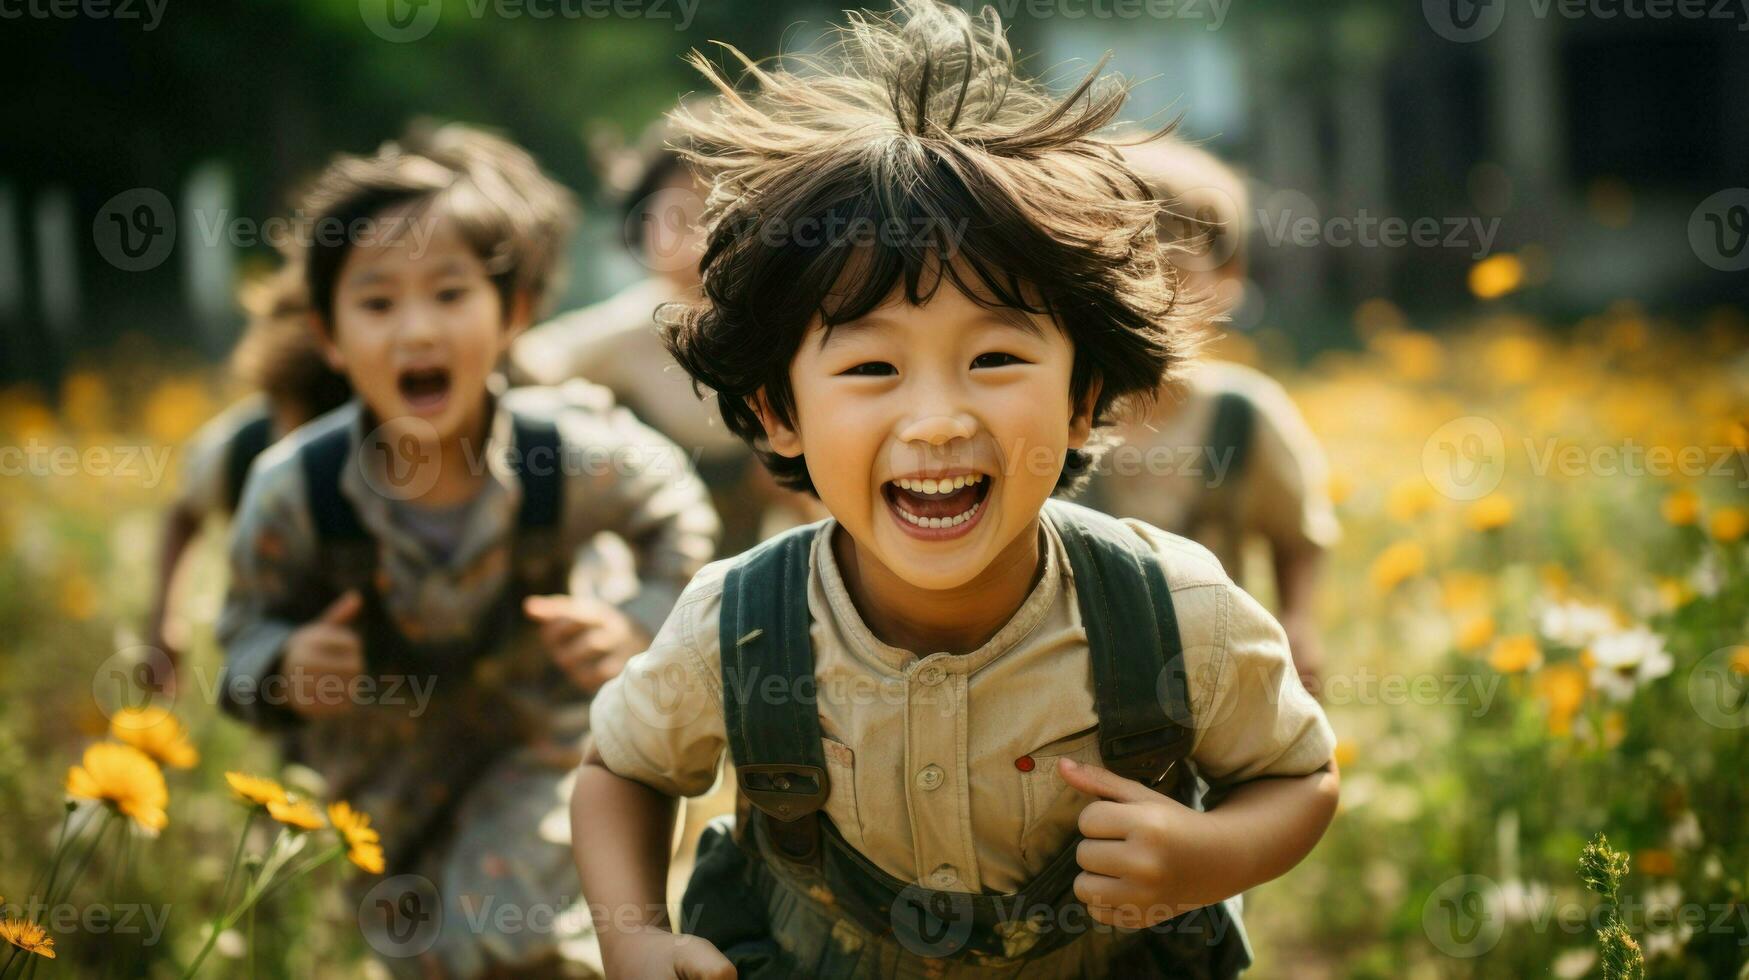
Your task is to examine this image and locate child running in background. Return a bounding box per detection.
[217,122,719,978]
[1084,138,1341,694]
[145,255,351,687]
[511,115,822,558]
[571,3,1338,977]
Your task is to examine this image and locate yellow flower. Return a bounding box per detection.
[1386,479,1437,522]
[1637,849,1676,876]
[0,917,56,960]
[1660,489,1700,527]
[1332,739,1358,770]
[1730,647,1749,675]
[328,801,386,874]
[1488,635,1542,674]
[1709,507,1747,543]
[1466,494,1514,532]
[1533,663,1587,735]
[266,798,326,832]
[1469,254,1525,300]
[1440,570,1493,612]
[65,743,168,832]
[1370,540,1427,595]
[1455,614,1495,652]
[224,772,288,809]
[109,707,198,769]
[1485,334,1542,384]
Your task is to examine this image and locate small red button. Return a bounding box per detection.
[1015,755,1035,772]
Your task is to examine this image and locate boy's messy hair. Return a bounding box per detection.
[299,120,577,329]
[660,0,1203,497]
[230,253,352,423]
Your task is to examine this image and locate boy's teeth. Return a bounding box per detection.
[897,499,982,528]
[895,473,983,495]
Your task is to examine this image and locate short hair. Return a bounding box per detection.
[609,113,700,255]
[1120,138,1251,276]
[299,120,577,329]
[230,252,351,422]
[659,0,1203,497]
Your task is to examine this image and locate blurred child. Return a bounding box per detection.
[1085,138,1341,694]
[571,4,1338,977]
[216,122,719,978]
[145,257,350,682]
[510,116,821,556]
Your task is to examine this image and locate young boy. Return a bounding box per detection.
[1082,139,1341,694]
[572,3,1338,977]
[216,123,719,978]
[147,256,352,687]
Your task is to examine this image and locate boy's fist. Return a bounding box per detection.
[524,594,649,694]
[280,590,365,718]
[1062,758,1219,928]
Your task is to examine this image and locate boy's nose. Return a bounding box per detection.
[896,411,977,447]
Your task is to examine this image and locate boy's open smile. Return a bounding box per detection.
[396,363,454,416]
[881,470,991,539]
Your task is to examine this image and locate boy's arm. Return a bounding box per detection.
[214,456,321,729]
[553,386,720,638]
[571,743,734,979]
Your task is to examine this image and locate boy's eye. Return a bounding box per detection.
[972,352,1025,369]
[436,286,470,304]
[360,296,394,314]
[839,361,896,377]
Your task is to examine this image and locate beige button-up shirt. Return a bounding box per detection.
[590,508,1335,894]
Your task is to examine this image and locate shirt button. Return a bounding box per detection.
[915,765,944,791]
[917,665,946,687]
[930,865,959,889]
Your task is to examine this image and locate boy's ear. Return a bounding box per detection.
[749,388,803,458]
[310,312,346,373]
[1067,375,1103,450]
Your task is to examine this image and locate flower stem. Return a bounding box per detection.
[179,810,256,980]
[48,808,117,909]
[31,804,97,924]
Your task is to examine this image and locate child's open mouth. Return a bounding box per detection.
[881,472,991,540]
[397,365,452,415]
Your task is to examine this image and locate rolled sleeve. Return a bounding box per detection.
[1185,581,1336,790]
[587,568,730,799]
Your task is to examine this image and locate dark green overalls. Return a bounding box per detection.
[681,499,1253,978]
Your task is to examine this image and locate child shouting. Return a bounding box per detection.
[573,3,1338,977]
[217,122,718,977]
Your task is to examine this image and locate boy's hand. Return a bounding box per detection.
[606,928,734,980]
[1061,758,1223,928]
[280,591,365,718]
[524,594,650,694]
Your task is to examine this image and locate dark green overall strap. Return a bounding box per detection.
[222,411,276,517]
[1203,389,1254,497]
[718,522,831,850]
[1045,498,1194,787]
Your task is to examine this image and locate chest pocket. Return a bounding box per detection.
[819,736,865,855]
[1018,727,1104,871]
